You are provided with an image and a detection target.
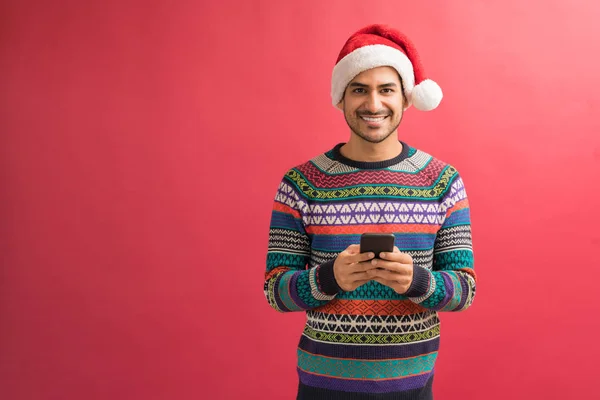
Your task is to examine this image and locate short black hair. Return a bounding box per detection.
[397,72,407,103]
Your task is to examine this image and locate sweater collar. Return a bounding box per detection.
[330,140,410,169]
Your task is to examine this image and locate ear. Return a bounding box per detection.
[336,99,344,111]
[402,92,411,111]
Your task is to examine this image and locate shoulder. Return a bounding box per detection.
[409,145,460,177]
[271,150,324,200]
[280,148,334,181]
[406,145,463,196]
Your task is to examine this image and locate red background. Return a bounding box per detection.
[2,1,599,399]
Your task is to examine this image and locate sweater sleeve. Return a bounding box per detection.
[404,168,477,312]
[263,171,342,313]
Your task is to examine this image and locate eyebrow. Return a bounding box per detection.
[348,82,398,88]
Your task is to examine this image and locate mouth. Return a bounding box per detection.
[360,115,389,127]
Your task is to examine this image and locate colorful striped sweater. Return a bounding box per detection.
[264,141,476,400]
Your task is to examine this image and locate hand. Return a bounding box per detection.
[370,246,414,294]
[333,244,378,292]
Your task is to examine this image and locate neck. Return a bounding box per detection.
[340,133,402,162]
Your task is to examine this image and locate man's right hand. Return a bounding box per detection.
[333,244,378,292]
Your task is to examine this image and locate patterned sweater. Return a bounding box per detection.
[264,141,476,400]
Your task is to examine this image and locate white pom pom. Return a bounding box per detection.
[410,79,443,111]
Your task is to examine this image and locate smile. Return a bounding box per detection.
[360,116,388,122]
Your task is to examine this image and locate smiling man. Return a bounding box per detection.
[264,24,477,400]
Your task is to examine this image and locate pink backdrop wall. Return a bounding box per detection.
[2,1,599,398]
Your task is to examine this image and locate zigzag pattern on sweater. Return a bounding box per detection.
[302,324,441,345]
[434,225,473,250]
[277,180,451,226]
[305,200,446,226]
[439,177,467,214]
[268,228,311,254]
[298,156,443,187]
[313,299,428,316]
[306,310,439,334]
[285,165,457,201]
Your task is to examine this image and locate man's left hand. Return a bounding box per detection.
[370,246,414,294]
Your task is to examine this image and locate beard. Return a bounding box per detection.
[344,107,403,144]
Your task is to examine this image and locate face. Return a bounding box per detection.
[337,66,406,144]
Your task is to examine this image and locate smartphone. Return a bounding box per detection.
[360,233,395,259]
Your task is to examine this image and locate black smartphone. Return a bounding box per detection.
[360,233,395,259]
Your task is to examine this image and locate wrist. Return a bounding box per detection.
[315,259,342,295]
[404,265,430,297]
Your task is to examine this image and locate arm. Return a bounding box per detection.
[263,172,341,313]
[404,170,477,312]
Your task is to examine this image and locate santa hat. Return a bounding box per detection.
[331,24,442,111]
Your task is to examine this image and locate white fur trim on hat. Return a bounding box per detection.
[331,44,415,108]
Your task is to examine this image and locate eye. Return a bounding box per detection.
[353,88,366,93]
[381,88,394,93]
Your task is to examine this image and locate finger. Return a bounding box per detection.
[372,268,401,282]
[350,270,376,282]
[347,251,375,264]
[380,249,413,264]
[350,259,380,273]
[374,269,412,287]
[370,259,411,273]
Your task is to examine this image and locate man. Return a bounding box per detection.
[263,24,476,400]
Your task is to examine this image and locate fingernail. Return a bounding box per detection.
[380,253,386,258]
[372,259,377,265]
[369,253,375,258]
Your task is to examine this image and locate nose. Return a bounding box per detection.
[364,92,383,113]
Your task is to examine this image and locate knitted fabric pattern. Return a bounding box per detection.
[264,141,476,400]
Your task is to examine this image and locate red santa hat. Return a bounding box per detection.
[331,24,443,111]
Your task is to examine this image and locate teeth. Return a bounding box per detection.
[361,116,386,122]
